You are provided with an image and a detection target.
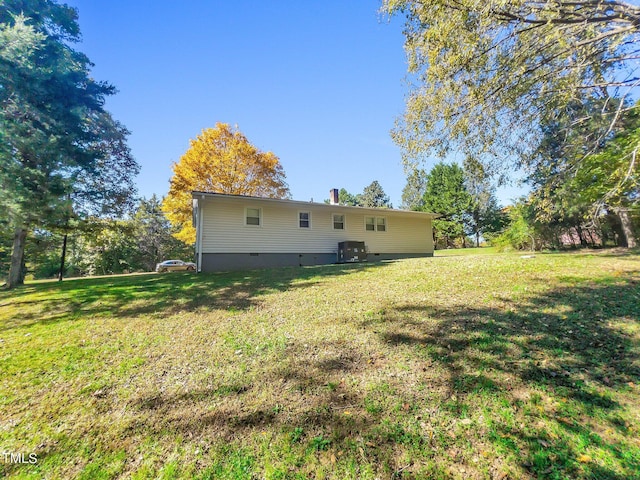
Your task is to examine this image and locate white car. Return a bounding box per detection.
[155,260,196,273]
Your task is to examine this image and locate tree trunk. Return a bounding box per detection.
[575,226,587,247]
[7,228,27,289]
[614,207,637,248]
[58,233,68,282]
[476,232,480,248]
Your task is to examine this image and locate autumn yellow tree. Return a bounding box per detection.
[162,123,290,243]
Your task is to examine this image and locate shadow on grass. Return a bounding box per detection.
[0,262,389,332]
[3,260,639,478]
[370,274,640,478]
[123,271,639,478]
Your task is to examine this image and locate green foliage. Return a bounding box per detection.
[5,197,193,279]
[0,219,12,279]
[360,180,391,208]
[0,13,45,71]
[133,195,193,271]
[528,97,639,248]
[80,220,139,275]
[492,201,537,251]
[308,436,332,452]
[573,104,640,229]
[1,0,115,224]
[338,188,362,206]
[26,230,67,279]
[421,162,472,247]
[326,183,392,208]
[402,161,505,246]
[0,0,138,286]
[464,159,507,246]
[384,0,640,202]
[401,168,427,210]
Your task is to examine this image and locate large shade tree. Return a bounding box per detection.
[1,1,137,287]
[383,0,640,201]
[163,123,290,243]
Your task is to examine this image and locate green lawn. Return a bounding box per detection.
[1,250,639,479]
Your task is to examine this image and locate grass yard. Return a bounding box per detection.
[1,250,639,479]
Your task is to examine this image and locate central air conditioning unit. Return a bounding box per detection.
[337,241,367,263]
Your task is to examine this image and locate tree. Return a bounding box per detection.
[53,113,139,281]
[528,97,639,247]
[464,159,507,246]
[163,123,290,243]
[401,168,427,210]
[421,162,472,248]
[383,0,640,191]
[360,180,392,208]
[132,196,192,271]
[77,219,138,276]
[492,200,538,251]
[339,188,362,206]
[323,188,362,206]
[572,105,640,247]
[1,1,136,288]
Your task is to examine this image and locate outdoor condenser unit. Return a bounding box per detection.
[337,241,367,263]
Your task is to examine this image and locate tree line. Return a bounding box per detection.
[385,0,639,249]
[0,196,192,280]
[1,1,139,287]
[401,162,507,248]
[404,152,638,251]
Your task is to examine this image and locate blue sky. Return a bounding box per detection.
[66,0,525,207]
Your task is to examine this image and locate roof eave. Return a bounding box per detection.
[191,191,440,218]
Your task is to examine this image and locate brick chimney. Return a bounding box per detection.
[329,188,339,205]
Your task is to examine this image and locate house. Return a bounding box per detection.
[191,189,438,272]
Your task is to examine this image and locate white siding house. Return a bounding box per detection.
[192,191,437,272]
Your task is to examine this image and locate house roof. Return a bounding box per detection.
[192,191,440,218]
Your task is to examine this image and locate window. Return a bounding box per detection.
[365,216,386,232]
[299,211,311,228]
[245,207,261,226]
[365,217,375,231]
[333,214,345,230]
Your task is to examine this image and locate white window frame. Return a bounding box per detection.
[245,207,262,227]
[365,216,375,232]
[298,211,311,229]
[365,216,387,232]
[332,213,345,230]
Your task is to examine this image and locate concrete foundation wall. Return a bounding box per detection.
[200,252,433,272]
